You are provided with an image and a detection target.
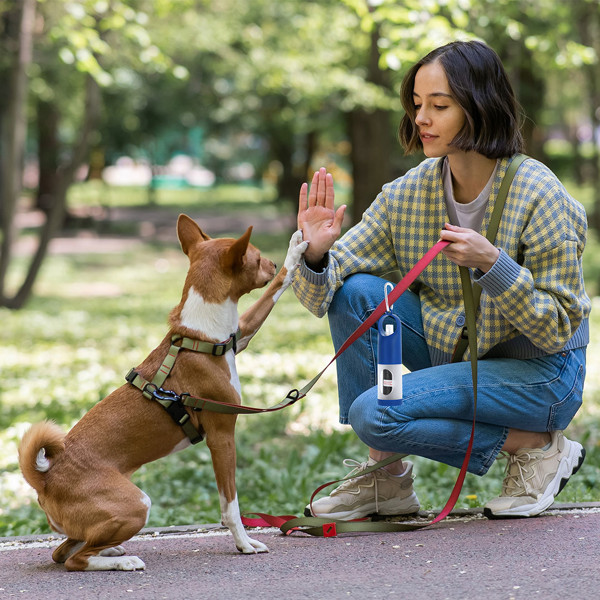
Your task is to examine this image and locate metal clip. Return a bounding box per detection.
[384,282,394,314]
[150,387,182,403]
[286,389,300,402]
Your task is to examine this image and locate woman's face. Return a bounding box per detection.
[413,61,466,158]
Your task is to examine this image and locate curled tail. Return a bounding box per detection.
[18,421,66,493]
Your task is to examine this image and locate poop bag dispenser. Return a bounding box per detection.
[377,283,402,406]
[377,313,403,406]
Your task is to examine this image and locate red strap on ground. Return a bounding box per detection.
[241,513,297,528]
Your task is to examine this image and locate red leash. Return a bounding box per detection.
[287,240,452,401]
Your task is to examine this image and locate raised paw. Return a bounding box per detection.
[284,230,309,272]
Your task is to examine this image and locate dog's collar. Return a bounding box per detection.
[173,329,239,357]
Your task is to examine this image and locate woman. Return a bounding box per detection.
[292,40,590,520]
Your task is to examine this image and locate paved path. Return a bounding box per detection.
[1,504,598,600]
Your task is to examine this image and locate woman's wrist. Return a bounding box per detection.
[304,252,328,272]
[477,246,500,273]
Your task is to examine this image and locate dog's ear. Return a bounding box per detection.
[177,214,210,255]
[222,226,252,270]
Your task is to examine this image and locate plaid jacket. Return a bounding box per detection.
[292,156,591,365]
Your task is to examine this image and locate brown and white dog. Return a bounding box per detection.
[18,214,307,571]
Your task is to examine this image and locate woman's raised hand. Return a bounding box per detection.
[298,167,346,265]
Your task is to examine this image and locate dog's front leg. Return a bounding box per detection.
[236,230,307,352]
[207,426,268,554]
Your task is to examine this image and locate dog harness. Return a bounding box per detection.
[125,330,240,444]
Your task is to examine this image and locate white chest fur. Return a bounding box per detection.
[180,286,239,340]
[180,286,241,396]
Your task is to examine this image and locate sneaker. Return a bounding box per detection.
[305,458,420,520]
[483,431,585,519]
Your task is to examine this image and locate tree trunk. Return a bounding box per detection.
[2,75,102,309]
[347,109,392,224]
[274,129,316,209]
[35,97,61,214]
[0,0,36,301]
[576,3,600,231]
[346,20,393,224]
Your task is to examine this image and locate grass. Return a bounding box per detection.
[1,181,599,537]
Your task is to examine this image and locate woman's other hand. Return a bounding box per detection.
[440,223,500,272]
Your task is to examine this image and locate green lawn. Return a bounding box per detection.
[1,181,598,537]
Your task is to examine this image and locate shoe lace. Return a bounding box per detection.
[333,459,380,513]
[498,446,558,497]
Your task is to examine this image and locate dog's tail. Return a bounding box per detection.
[18,421,66,493]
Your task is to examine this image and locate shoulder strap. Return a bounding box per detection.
[451,153,527,363]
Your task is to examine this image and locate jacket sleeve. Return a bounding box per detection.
[474,181,591,354]
[292,188,398,318]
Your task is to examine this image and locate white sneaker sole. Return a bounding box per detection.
[307,492,420,521]
[484,440,585,519]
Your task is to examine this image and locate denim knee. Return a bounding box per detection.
[329,274,382,323]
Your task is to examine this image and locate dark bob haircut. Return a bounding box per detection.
[398,40,524,158]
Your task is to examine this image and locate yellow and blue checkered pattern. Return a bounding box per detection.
[292,156,591,363]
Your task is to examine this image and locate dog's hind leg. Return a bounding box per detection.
[52,538,84,563]
[63,514,147,571]
[66,541,146,571]
[53,539,126,563]
[63,485,150,570]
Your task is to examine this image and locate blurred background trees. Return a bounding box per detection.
[1,0,599,308]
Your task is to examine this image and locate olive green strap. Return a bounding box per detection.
[451,153,527,363]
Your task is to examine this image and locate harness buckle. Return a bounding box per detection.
[149,387,191,426]
[151,387,182,403]
[211,343,227,357]
[125,368,138,383]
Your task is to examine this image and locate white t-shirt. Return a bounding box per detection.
[442,157,499,232]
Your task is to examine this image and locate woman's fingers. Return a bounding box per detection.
[307,170,321,207]
[298,182,308,214]
[306,168,333,208]
[325,172,335,209]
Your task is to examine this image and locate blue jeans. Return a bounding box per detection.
[329,274,586,476]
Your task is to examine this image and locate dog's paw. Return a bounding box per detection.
[85,555,146,571]
[284,230,309,272]
[237,538,269,554]
[120,556,146,571]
